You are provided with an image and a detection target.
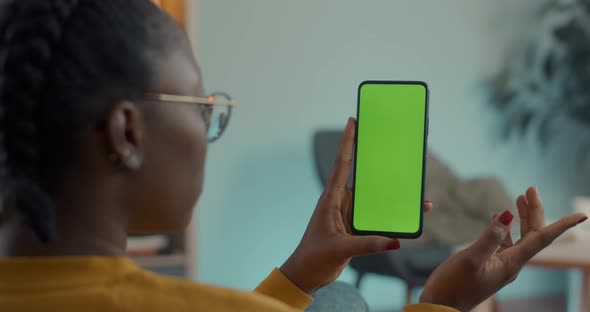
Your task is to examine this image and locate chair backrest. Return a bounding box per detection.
[313,130,352,187]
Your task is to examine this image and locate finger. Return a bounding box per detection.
[327,118,356,190]
[524,186,545,232]
[341,235,401,257]
[468,210,513,261]
[516,195,529,238]
[497,231,514,254]
[342,188,354,233]
[501,213,587,265]
[424,201,433,214]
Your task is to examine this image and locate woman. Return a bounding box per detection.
[0,1,585,311]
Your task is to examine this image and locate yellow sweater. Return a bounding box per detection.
[0,257,457,312]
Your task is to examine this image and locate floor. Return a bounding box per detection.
[373,295,566,312]
[499,296,565,312]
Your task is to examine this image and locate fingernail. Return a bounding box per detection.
[386,240,400,250]
[499,210,514,226]
[425,200,432,204]
[534,186,539,192]
[578,217,588,225]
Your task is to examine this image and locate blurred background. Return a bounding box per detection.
[149,0,590,311]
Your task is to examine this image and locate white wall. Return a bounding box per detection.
[193,0,575,310]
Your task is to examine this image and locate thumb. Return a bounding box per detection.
[468,210,514,261]
[343,235,400,257]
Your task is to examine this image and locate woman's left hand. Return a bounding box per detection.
[280,117,433,294]
[419,186,586,311]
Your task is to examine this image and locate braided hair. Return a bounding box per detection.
[0,0,182,242]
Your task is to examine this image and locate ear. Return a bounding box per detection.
[105,100,145,170]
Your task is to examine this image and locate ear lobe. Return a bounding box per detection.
[105,100,145,170]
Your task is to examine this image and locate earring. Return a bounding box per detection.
[107,149,131,164]
[125,153,141,169]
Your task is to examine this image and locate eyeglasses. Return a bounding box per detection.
[143,92,235,143]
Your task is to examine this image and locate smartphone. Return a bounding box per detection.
[352,81,429,239]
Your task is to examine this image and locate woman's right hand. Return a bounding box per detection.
[419,186,587,311]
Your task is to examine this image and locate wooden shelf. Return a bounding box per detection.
[131,254,186,268]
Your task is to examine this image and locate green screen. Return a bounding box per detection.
[353,82,427,235]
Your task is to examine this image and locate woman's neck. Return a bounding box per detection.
[0,201,128,257]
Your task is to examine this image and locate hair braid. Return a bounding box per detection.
[0,0,81,242]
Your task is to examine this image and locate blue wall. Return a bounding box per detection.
[195,0,574,310]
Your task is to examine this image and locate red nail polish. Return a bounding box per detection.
[387,241,400,250]
[499,210,514,226]
[578,217,588,225]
